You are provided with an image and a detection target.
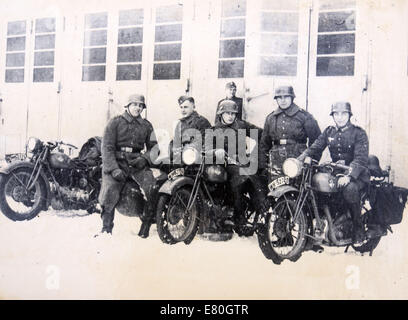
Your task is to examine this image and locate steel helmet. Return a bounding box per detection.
[126,94,146,109]
[217,100,238,115]
[330,101,352,116]
[274,85,296,99]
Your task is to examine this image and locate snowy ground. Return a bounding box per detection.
[0,207,407,300]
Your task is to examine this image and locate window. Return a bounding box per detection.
[259,0,299,76]
[316,0,356,76]
[82,12,108,81]
[153,5,183,80]
[116,9,143,81]
[5,20,26,83]
[33,17,56,82]
[218,0,246,78]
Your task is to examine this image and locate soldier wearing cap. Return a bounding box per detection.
[172,95,211,158]
[207,100,266,232]
[298,101,371,243]
[260,85,321,170]
[98,94,159,237]
[215,82,244,125]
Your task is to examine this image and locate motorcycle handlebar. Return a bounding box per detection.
[47,140,78,149]
[329,162,350,171]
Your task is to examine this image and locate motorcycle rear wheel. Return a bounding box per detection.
[257,197,308,264]
[0,168,47,221]
[156,187,200,245]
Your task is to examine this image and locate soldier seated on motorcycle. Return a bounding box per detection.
[298,101,371,243]
[206,100,266,231]
[171,95,211,162]
[98,94,159,238]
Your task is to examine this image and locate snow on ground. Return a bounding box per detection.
[0,207,407,300]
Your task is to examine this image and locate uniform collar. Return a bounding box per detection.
[336,122,353,132]
[180,110,199,121]
[122,111,144,124]
[272,103,299,117]
[216,119,238,129]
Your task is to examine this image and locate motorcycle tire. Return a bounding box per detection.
[0,167,47,221]
[155,187,200,245]
[257,197,309,265]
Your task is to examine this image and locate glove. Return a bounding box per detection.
[129,157,148,170]
[111,168,126,182]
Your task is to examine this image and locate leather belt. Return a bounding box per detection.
[117,147,141,153]
[273,139,306,145]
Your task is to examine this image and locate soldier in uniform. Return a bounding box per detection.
[207,100,266,232]
[98,94,159,237]
[172,95,211,159]
[298,101,370,243]
[215,82,244,125]
[259,85,321,170]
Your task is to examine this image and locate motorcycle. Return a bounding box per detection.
[0,136,103,221]
[155,147,262,244]
[257,155,408,265]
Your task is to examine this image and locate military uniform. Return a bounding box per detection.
[173,110,211,151]
[260,103,321,169]
[215,96,243,125]
[98,111,158,233]
[304,123,370,183]
[208,118,266,228]
[301,122,370,241]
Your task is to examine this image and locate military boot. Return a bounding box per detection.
[350,204,365,243]
[138,220,152,238]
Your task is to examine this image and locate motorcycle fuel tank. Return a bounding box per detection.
[49,152,72,169]
[312,172,339,193]
[205,165,228,183]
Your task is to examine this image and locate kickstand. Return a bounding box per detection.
[344,245,350,253]
[369,249,374,257]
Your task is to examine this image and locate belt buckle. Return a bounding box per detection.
[280,139,287,145]
[123,147,132,153]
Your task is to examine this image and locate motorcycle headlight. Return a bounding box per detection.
[27,137,41,153]
[282,158,302,178]
[182,147,199,165]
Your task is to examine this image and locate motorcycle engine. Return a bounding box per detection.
[50,185,91,210]
[332,214,353,240]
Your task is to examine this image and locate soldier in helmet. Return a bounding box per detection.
[97,94,159,238]
[298,101,372,243]
[215,82,244,125]
[207,100,266,233]
[260,85,321,170]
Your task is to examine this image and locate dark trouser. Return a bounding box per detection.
[98,167,158,233]
[227,165,267,222]
[98,172,125,232]
[342,180,366,234]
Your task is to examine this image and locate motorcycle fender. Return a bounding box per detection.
[0,160,51,208]
[267,185,298,199]
[158,176,195,195]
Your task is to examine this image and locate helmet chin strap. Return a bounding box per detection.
[126,105,140,118]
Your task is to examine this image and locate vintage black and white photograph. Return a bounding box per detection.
[0,0,407,300]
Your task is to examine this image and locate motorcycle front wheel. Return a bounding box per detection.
[257,197,308,264]
[155,187,200,245]
[0,168,47,221]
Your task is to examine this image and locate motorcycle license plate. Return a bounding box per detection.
[268,176,290,191]
[168,168,185,180]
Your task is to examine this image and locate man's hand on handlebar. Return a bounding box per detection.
[337,175,351,187]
